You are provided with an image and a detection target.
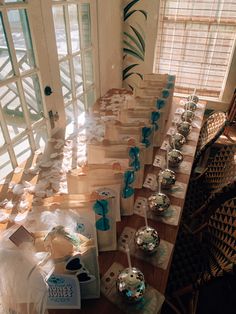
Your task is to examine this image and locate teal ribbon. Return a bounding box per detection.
[129,146,140,171]
[142,126,152,147]
[151,111,160,131]
[162,89,170,98]
[168,75,175,81]
[156,98,166,109]
[93,199,110,231]
[122,170,135,198]
[166,82,174,89]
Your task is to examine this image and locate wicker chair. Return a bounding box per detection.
[182,144,236,223]
[193,111,227,168]
[165,181,236,314]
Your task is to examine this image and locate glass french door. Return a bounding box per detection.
[0,0,98,179]
[49,0,99,137]
[0,0,55,180]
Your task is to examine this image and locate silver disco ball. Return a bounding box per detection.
[134,226,160,254]
[181,110,195,123]
[184,101,197,112]
[116,267,146,303]
[187,94,199,104]
[160,168,176,189]
[169,132,186,150]
[148,191,171,213]
[168,149,184,167]
[177,121,192,137]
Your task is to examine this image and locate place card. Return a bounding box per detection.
[153,155,165,168]
[143,173,157,191]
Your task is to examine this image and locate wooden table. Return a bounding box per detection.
[0,97,206,314]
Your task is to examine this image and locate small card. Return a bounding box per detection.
[47,274,81,309]
[9,225,35,247]
[143,173,157,191]
[160,140,169,151]
[167,127,175,136]
[153,155,165,168]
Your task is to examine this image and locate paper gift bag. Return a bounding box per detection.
[28,202,100,300]
[87,140,145,188]
[104,121,154,165]
[67,165,123,221]
[41,193,117,253]
[67,165,135,217]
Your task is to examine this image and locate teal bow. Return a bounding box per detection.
[93,199,110,231]
[142,126,152,147]
[166,82,174,89]
[156,98,165,109]
[122,170,135,198]
[129,146,140,171]
[168,75,175,81]
[151,111,160,131]
[162,89,170,98]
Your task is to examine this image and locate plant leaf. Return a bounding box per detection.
[123,40,143,60]
[123,71,143,80]
[124,9,147,21]
[123,63,139,78]
[124,0,140,19]
[124,31,144,54]
[130,25,145,53]
[128,84,134,91]
[123,48,144,61]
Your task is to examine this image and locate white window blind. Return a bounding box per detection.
[154,0,236,98]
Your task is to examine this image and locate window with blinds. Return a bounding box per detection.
[154,0,236,99]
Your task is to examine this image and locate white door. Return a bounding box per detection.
[0,0,98,179]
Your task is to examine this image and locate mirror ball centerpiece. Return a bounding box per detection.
[177,120,192,137]
[169,132,186,150]
[181,110,195,123]
[134,225,160,255]
[160,168,176,189]
[116,245,146,303]
[167,149,184,167]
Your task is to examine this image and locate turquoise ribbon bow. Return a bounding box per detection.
[151,111,160,131]
[142,127,152,147]
[156,98,165,109]
[166,82,174,89]
[122,170,135,198]
[162,89,170,98]
[129,146,140,171]
[93,199,110,231]
[168,75,175,81]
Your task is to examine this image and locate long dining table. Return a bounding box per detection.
[0,95,206,314]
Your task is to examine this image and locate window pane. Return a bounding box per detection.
[0,125,5,148]
[84,50,94,88]
[8,9,35,72]
[69,4,80,53]
[0,83,27,139]
[60,60,72,103]
[4,1,25,3]
[52,6,68,58]
[13,136,31,165]
[22,74,43,124]
[85,89,95,108]
[76,96,85,113]
[33,125,48,150]
[0,14,14,80]
[81,4,91,48]
[0,150,13,180]
[65,103,75,138]
[73,54,83,96]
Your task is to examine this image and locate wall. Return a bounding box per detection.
[97,0,123,95]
